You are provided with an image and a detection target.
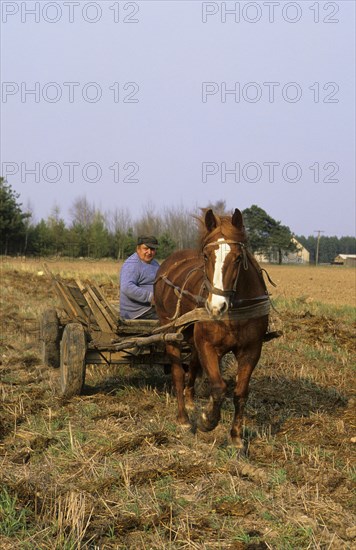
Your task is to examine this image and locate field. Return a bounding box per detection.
[0,258,355,549]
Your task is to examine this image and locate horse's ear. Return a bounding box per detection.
[232,208,244,230]
[205,209,218,232]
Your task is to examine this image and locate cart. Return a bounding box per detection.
[40,268,281,399]
[40,267,190,398]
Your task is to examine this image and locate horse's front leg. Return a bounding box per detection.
[231,346,262,448]
[166,343,191,428]
[184,348,200,411]
[196,340,227,432]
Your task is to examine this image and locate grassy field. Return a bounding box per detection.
[0,258,355,549]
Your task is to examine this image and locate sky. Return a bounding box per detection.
[1,0,355,237]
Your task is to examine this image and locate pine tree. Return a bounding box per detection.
[0,178,30,254]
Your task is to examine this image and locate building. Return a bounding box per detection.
[254,238,310,264]
[333,254,356,267]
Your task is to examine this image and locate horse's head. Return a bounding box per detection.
[201,208,247,318]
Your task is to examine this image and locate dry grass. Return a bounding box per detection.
[0,258,355,549]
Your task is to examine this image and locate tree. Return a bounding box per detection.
[0,178,30,254]
[242,205,295,264]
[29,219,53,256]
[162,205,198,250]
[106,207,133,259]
[338,236,356,255]
[88,212,110,257]
[270,222,297,264]
[46,204,68,255]
[69,196,96,256]
[156,232,176,259]
[206,200,229,216]
[134,203,162,237]
[22,200,35,255]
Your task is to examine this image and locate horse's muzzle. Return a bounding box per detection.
[205,299,229,318]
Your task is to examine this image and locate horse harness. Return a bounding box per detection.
[202,238,248,298]
[156,239,273,321]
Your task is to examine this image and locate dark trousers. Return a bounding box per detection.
[139,307,158,320]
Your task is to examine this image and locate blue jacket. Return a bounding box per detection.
[119,252,160,319]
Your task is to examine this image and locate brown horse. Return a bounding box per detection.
[154,208,270,448]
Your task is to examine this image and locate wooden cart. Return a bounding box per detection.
[39,268,188,398]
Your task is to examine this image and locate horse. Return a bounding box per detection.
[154,208,271,448]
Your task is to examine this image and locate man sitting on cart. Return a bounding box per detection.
[119,235,160,320]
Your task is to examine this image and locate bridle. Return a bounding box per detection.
[202,239,248,300]
[157,236,272,321]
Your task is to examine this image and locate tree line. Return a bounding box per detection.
[1,179,355,264]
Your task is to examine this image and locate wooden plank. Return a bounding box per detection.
[117,319,160,336]
[85,350,165,365]
[109,332,184,352]
[68,285,100,331]
[52,279,88,325]
[88,284,118,330]
[90,284,118,326]
[86,350,190,366]
[83,285,117,332]
[70,286,92,311]
[76,280,113,333]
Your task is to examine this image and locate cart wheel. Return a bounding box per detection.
[60,323,86,398]
[40,308,60,368]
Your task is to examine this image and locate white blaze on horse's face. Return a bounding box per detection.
[207,238,231,317]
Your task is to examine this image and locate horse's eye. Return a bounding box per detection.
[203,254,208,262]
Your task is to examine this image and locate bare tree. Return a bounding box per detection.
[23,199,35,254]
[205,199,229,216]
[106,207,134,259]
[162,204,199,249]
[106,207,132,235]
[134,202,162,237]
[69,196,96,228]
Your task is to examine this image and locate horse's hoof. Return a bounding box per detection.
[231,437,247,455]
[177,415,191,429]
[178,422,192,431]
[197,412,217,432]
[231,437,244,449]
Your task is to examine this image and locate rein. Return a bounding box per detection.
[156,264,206,321]
[159,271,206,306]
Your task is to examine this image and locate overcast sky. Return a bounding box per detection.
[1,0,355,236]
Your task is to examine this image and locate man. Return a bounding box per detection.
[119,235,160,319]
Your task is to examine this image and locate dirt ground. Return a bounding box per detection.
[0,259,355,549]
[263,264,355,307]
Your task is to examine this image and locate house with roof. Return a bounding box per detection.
[333,254,356,266]
[254,237,310,264]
